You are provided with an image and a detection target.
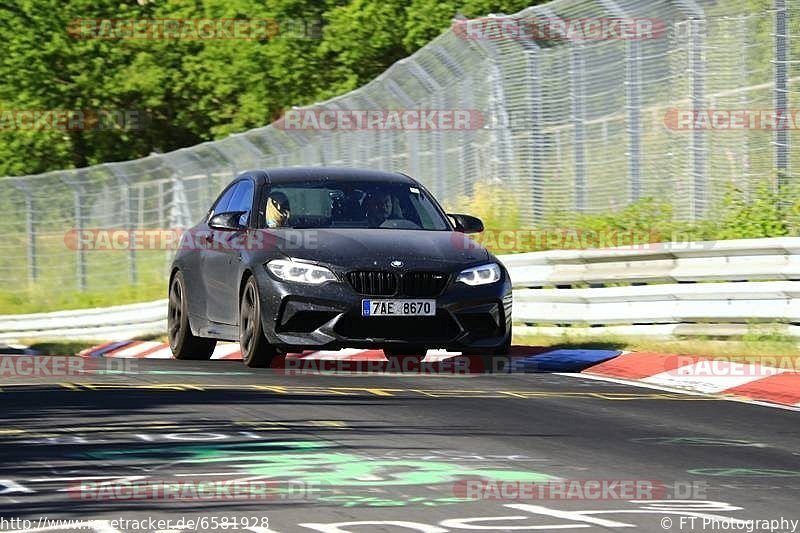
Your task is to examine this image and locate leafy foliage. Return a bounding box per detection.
[0,0,538,177]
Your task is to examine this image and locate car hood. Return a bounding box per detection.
[255,228,489,270]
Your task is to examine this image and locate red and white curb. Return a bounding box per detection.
[585,352,800,408]
[76,342,800,409]
[78,340,463,362]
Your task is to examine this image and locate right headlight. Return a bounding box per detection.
[456,263,501,286]
[266,259,337,285]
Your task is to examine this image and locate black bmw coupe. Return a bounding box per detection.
[168,167,512,367]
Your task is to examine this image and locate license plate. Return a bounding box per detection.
[362,299,436,317]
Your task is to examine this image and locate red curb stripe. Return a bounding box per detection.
[585,352,704,380]
[135,342,170,358]
[78,341,117,357]
[724,372,800,406]
[104,340,142,357]
[348,350,386,361]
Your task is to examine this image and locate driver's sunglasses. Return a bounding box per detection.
[270,198,290,212]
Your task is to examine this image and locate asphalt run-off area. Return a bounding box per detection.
[0,353,798,533]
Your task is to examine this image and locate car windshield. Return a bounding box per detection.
[262,179,451,230]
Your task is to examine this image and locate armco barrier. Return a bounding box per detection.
[0,300,167,342]
[2,238,799,341]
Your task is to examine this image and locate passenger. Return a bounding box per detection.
[266,192,291,228]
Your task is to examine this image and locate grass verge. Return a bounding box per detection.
[514,331,800,361]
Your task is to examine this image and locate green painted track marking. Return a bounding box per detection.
[85,440,557,487]
[688,468,800,477]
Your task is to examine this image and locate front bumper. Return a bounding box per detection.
[253,266,512,352]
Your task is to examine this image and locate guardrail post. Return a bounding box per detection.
[60,176,87,292]
[775,0,789,199]
[11,181,36,285]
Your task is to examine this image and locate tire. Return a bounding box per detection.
[492,328,512,356]
[169,271,216,360]
[384,345,427,366]
[239,276,277,368]
[463,328,512,373]
[384,345,427,358]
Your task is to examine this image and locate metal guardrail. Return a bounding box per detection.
[0,300,167,342]
[1,238,799,342]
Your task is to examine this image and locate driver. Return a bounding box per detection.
[266,192,291,228]
[366,193,402,226]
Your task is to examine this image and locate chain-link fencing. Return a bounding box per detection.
[0,0,797,309]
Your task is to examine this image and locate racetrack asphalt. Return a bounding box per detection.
[0,357,798,532]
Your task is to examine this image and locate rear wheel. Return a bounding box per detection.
[240,276,277,368]
[169,271,216,360]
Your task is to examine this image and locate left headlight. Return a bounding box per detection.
[456,263,501,286]
[266,259,337,285]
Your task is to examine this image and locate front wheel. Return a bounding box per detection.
[239,276,277,368]
[169,271,216,360]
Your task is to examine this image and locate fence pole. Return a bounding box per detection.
[385,78,421,179]
[60,176,86,292]
[598,0,642,203]
[674,0,707,218]
[626,32,642,202]
[570,42,587,212]
[12,182,36,285]
[520,32,544,224]
[106,166,138,286]
[775,0,789,198]
[431,45,474,199]
[407,60,447,197]
[690,18,707,218]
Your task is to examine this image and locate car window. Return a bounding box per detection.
[262,179,449,230]
[228,180,254,226]
[210,183,238,216]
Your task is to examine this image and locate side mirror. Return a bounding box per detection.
[448,213,484,234]
[209,211,247,231]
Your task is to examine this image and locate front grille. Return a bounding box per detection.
[346,271,397,296]
[401,272,448,297]
[347,270,448,297]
